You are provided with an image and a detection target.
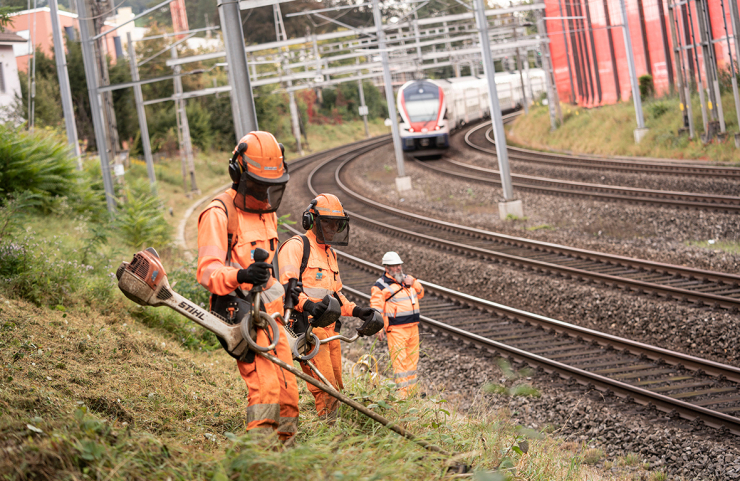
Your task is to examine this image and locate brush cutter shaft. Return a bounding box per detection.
[257,351,450,456]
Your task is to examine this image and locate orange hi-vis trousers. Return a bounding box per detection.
[387,323,419,398]
[237,323,299,441]
[300,322,343,416]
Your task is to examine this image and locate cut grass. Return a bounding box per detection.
[509,92,740,163]
[0,293,600,480]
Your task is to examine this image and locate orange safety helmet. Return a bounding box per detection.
[302,193,350,246]
[230,131,289,213]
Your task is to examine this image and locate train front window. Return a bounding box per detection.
[404,83,440,122]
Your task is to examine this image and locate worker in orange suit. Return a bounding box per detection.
[196,131,298,441]
[278,194,377,418]
[370,252,424,398]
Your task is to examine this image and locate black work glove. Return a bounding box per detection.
[237,262,272,285]
[282,280,302,306]
[303,297,330,320]
[353,306,384,336]
[352,306,375,323]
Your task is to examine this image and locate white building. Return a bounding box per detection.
[0,32,26,122]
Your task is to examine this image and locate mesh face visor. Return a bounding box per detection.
[314,215,350,246]
[234,173,287,214]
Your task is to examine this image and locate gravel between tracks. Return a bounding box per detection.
[344,142,740,274]
[279,147,740,481]
[465,126,740,197]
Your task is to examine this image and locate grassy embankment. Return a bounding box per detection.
[508,92,740,163]
[0,123,628,479]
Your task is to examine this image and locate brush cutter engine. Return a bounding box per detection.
[116,248,321,361]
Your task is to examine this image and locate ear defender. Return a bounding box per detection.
[228,142,248,184]
[278,143,288,174]
[302,199,318,230]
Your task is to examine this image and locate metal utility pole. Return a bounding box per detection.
[668,1,694,138]
[618,0,648,143]
[356,57,370,138]
[513,24,528,113]
[694,0,725,134]
[312,33,324,103]
[76,0,115,212]
[371,0,411,191]
[49,0,81,169]
[686,2,709,133]
[535,1,560,129]
[729,0,740,146]
[127,32,157,193]
[473,0,522,218]
[413,10,423,79]
[219,0,258,140]
[274,4,303,156]
[171,47,199,194]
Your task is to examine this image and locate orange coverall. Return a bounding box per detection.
[370,273,424,398]
[197,189,299,440]
[278,230,357,416]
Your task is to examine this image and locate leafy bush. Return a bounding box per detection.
[639,74,654,99]
[647,101,670,119]
[112,185,172,249]
[0,124,83,209]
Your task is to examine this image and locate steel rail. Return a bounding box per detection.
[317,153,740,311]
[467,118,740,178]
[334,251,740,436]
[416,157,740,212]
[284,137,740,436]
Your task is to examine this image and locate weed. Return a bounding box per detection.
[504,214,528,221]
[646,101,670,118]
[686,239,740,255]
[112,186,173,249]
[526,224,554,231]
[620,452,640,466]
[650,471,668,481]
[483,383,541,398]
[582,447,603,465]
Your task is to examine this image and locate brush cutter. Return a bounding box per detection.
[116,248,456,461]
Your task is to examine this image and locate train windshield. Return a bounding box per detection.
[403,82,440,122]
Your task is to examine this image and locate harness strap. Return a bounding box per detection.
[210,193,239,263]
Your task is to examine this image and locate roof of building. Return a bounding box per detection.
[0,32,28,44]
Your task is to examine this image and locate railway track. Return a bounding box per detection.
[280,141,740,436]
[425,123,740,213]
[467,118,740,179]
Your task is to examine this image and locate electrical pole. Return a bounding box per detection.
[219,0,258,140]
[371,0,411,192]
[49,0,81,169]
[668,1,694,139]
[127,32,157,193]
[535,0,560,129]
[729,0,740,146]
[513,24,528,113]
[618,0,648,143]
[694,0,725,134]
[357,57,370,138]
[473,0,522,219]
[76,0,115,213]
[171,47,199,195]
[274,4,303,156]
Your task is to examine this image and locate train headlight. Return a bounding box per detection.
[409,128,415,132]
[435,126,440,130]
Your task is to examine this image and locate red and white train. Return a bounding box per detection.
[397,69,547,154]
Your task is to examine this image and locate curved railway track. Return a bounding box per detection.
[278,141,740,436]
[468,118,740,179]
[428,123,740,213]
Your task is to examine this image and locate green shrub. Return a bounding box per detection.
[639,74,654,99]
[0,125,83,210]
[647,101,670,119]
[112,185,172,249]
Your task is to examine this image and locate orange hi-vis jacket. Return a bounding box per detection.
[197,189,283,309]
[370,273,424,331]
[277,230,356,317]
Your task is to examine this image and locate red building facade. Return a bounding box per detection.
[544,0,738,107]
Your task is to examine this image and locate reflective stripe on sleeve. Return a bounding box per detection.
[395,378,418,388]
[198,261,221,287]
[279,264,299,279]
[198,245,227,260]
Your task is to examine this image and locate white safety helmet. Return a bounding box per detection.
[381,251,403,266]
